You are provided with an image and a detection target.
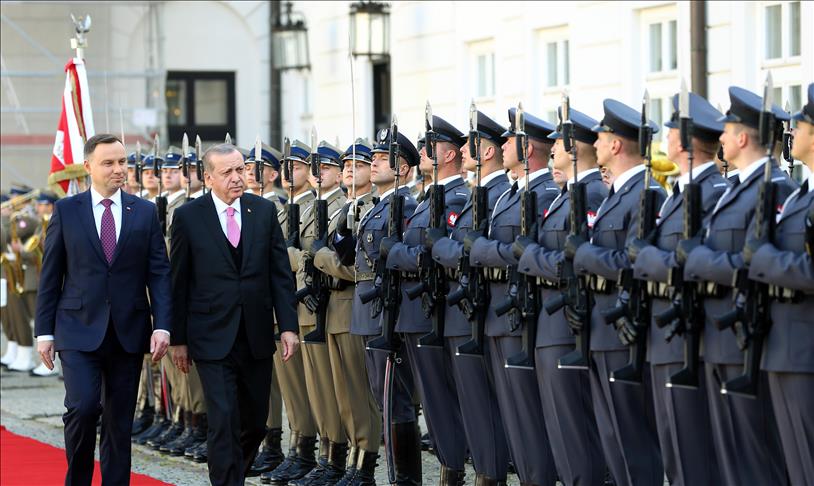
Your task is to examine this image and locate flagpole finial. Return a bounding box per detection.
[69,14,91,58]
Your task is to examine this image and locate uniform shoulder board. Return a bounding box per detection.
[455,192,468,196]
[546,187,559,191]
[771,177,786,182]
[713,183,728,187]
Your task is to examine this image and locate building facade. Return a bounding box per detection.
[1,1,811,191]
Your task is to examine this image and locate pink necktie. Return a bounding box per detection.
[226,206,240,247]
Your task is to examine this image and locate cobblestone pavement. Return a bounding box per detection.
[1,363,518,485]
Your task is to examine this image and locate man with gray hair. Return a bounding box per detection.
[169,143,300,486]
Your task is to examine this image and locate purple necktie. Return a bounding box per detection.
[226,206,240,247]
[100,199,116,264]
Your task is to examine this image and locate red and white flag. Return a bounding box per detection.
[47,58,94,196]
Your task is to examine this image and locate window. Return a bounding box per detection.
[541,37,570,88]
[648,20,677,73]
[789,85,802,111]
[764,1,801,60]
[650,97,664,129]
[166,71,235,145]
[469,40,496,99]
[475,53,495,98]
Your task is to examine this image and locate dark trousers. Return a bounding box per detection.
[448,336,510,480]
[768,371,814,486]
[590,350,663,486]
[403,332,468,470]
[488,335,558,485]
[196,324,273,486]
[60,325,143,486]
[536,345,606,486]
[705,363,785,486]
[363,335,417,425]
[651,362,720,486]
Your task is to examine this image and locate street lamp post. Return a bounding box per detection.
[272,1,310,71]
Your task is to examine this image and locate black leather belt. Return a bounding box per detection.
[355,271,375,282]
[699,282,729,298]
[537,277,559,289]
[402,271,420,281]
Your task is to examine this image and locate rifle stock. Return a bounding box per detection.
[505,191,539,370]
[417,184,449,348]
[455,185,490,357]
[367,193,405,353]
[302,199,330,344]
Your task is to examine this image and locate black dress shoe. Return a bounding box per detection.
[147,422,183,450]
[262,434,317,485]
[133,417,169,445]
[131,411,154,436]
[248,428,284,476]
[192,440,208,463]
[289,437,330,486]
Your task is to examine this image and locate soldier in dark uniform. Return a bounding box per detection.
[313,139,383,485]
[681,86,795,485]
[568,99,666,486]
[747,82,814,486]
[334,129,421,485]
[628,92,727,486]
[514,106,609,485]
[428,110,512,485]
[385,115,470,484]
[467,108,561,485]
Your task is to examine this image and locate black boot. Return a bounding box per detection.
[392,422,422,486]
[161,411,194,454]
[261,431,298,484]
[147,413,184,450]
[474,473,506,486]
[318,441,348,484]
[334,446,359,486]
[262,433,317,485]
[248,428,284,476]
[348,449,378,486]
[440,465,465,486]
[183,414,207,459]
[133,415,168,445]
[290,437,330,485]
[191,439,209,463]
[131,408,154,436]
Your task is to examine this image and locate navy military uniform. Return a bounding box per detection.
[516,107,609,485]
[334,129,421,483]
[468,108,561,485]
[572,99,666,486]
[631,93,727,485]
[430,111,512,483]
[386,115,471,480]
[683,86,795,485]
[748,84,814,485]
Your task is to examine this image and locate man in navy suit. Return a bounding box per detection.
[35,133,172,486]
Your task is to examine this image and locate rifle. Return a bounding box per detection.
[255,135,266,196]
[451,101,490,357]
[195,135,206,195]
[181,133,191,201]
[603,91,659,384]
[153,134,168,236]
[655,80,704,389]
[135,141,143,197]
[406,102,448,348]
[364,117,406,355]
[299,129,330,344]
[504,103,540,370]
[545,94,592,370]
[711,73,778,399]
[283,138,301,249]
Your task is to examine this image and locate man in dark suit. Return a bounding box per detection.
[169,143,299,486]
[35,133,173,486]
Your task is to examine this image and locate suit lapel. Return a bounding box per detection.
[77,190,108,265]
[657,193,683,226]
[201,193,238,272]
[594,171,644,225]
[780,187,811,222]
[714,167,763,216]
[110,192,136,266]
[240,195,255,270]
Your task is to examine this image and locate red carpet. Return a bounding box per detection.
[0,425,172,485]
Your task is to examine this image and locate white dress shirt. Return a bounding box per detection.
[91,186,123,241]
[211,192,242,237]
[611,164,647,194]
[479,169,507,186]
[39,187,169,342]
